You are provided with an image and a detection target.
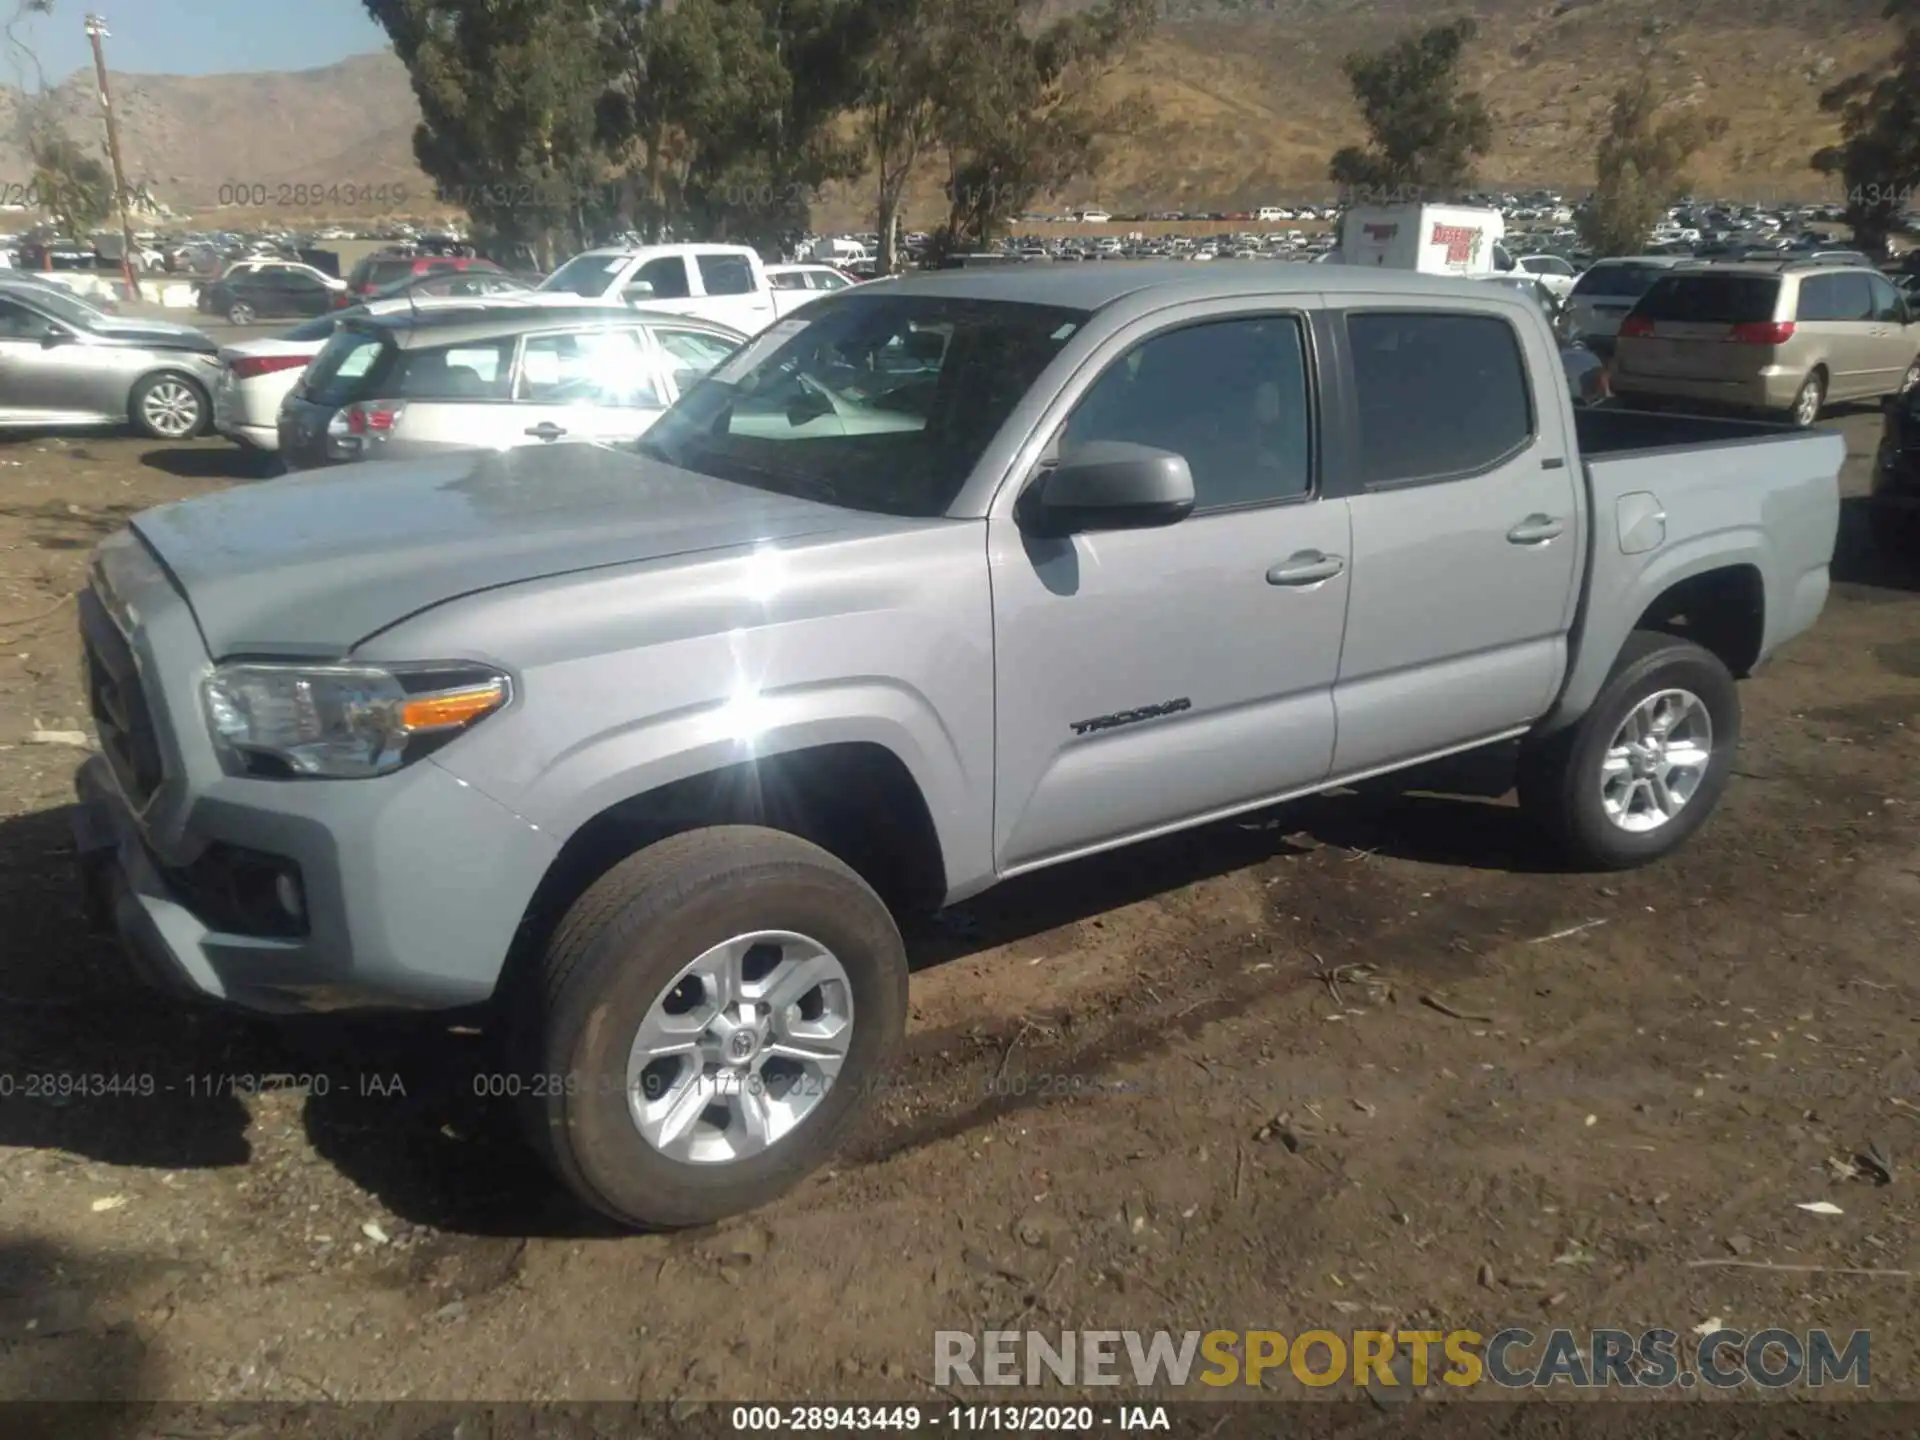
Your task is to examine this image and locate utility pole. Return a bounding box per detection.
[83,14,140,301]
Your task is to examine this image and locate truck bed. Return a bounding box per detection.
[1574,405,1797,458]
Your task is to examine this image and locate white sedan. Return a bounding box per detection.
[1512,254,1580,299]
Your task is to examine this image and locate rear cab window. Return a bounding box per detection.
[1345,311,1535,485]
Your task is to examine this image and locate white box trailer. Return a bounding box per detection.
[1339,203,1507,276]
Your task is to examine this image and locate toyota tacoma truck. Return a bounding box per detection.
[71,265,1842,1231]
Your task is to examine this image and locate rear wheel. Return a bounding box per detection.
[517,826,908,1230]
[1787,370,1825,429]
[1519,631,1739,870]
[130,373,208,440]
[1900,357,1920,395]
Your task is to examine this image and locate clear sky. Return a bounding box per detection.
[2,0,389,85]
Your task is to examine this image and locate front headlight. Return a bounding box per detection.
[201,663,510,779]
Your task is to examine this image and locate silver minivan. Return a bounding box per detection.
[277,306,743,471]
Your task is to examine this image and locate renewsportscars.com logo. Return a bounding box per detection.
[933,1327,1871,1391]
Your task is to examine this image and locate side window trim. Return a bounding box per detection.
[1338,306,1540,493]
[1040,307,1324,516]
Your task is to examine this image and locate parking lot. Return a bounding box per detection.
[0,407,1916,1403]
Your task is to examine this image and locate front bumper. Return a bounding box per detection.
[70,541,560,1015]
[72,751,559,1015]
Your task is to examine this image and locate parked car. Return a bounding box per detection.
[211,257,345,296]
[533,243,815,334]
[1511,253,1580,299]
[1870,383,1920,547]
[1611,262,1920,426]
[765,264,858,294]
[0,278,219,438]
[339,252,507,308]
[276,305,745,470]
[1564,256,1688,358]
[201,268,341,326]
[212,312,342,452]
[73,266,1842,1231]
[212,288,560,453]
[364,269,534,304]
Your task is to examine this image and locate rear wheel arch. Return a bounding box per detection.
[1630,563,1766,678]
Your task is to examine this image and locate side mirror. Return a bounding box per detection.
[40,327,69,348]
[1015,441,1196,539]
[622,281,656,302]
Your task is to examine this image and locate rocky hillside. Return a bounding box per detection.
[0,0,1897,229]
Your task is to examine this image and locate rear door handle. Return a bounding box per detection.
[1266,551,1345,586]
[1508,514,1566,545]
[525,422,567,441]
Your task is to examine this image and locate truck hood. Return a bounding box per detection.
[130,443,866,658]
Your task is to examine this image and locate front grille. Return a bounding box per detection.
[78,586,165,807]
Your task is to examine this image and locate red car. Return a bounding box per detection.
[336,253,506,309]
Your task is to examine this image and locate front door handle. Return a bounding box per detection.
[525,422,567,441]
[1507,514,1566,545]
[1266,550,1345,586]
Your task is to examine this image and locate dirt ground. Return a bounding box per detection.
[0,410,1916,1412]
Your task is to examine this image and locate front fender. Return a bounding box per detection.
[492,680,989,894]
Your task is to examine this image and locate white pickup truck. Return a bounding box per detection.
[531,242,816,337]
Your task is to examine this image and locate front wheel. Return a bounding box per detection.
[226,301,255,325]
[1518,631,1739,870]
[518,826,908,1230]
[1899,357,1920,395]
[130,373,208,440]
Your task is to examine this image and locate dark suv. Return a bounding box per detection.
[339,253,506,309]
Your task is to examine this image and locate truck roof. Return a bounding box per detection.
[874,261,1527,313]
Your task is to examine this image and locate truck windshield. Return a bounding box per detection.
[636,292,1086,518]
[538,254,620,297]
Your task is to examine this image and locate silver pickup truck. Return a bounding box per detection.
[71,265,1842,1231]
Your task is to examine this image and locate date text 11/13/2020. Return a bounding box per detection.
[0,1072,407,1101]
[728,1405,1173,1431]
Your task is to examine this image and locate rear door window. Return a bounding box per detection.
[1636,274,1779,324]
[696,253,756,296]
[1832,272,1875,321]
[1346,311,1534,485]
[1795,274,1842,322]
[392,339,515,400]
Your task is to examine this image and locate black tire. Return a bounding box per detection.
[1785,370,1825,429]
[517,825,907,1230]
[128,372,210,440]
[1518,631,1740,871]
[227,301,254,325]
